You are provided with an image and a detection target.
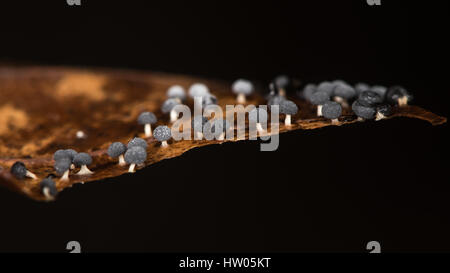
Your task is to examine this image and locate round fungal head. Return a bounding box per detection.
[232,79,254,95]
[127,137,148,149]
[370,85,388,98]
[352,100,376,119]
[65,149,77,161]
[317,81,335,96]
[280,100,298,115]
[153,125,172,142]
[73,153,93,167]
[249,107,268,124]
[333,83,356,100]
[161,98,180,114]
[355,83,370,95]
[137,112,157,125]
[10,161,27,179]
[191,116,208,132]
[274,75,290,89]
[167,85,186,101]
[40,177,57,197]
[309,91,330,105]
[267,94,286,107]
[376,104,392,116]
[54,157,72,175]
[53,149,77,162]
[202,94,218,107]
[358,91,383,106]
[107,142,127,158]
[322,101,343,119]
[300,84,317,100]
[386,86,412,105]
[53,149,71,162]
[188,83,210,98]
[124,146,147,165]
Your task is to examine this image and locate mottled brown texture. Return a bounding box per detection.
[0,66,446,201]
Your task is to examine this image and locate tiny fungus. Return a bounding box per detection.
[137,112,157,137]
[370,85,388,99]
[299,83,316,100]
[124,146,147,173]
[308,91,330,117]
[54,157,71,181]
[202,94,218,108]
[386,86,412,107]
[153,125,172,147]
[73,152,94,175]
[358,91,383,107]
[375,104,392,121]
[40,177,58,200]
[274,75,290,97]
[167,85,186,103]
[267,83,286,109]
[317,81,335,97]
[161,98,180,123]
[188,83,210,98]
[107,142,127,166]
[352,100,376,121]
[333,83,356,108]
[232,79,254,104]
[249,107,268,133]
[191,116,208,139]
[53,149,77,169]
[10,161,37,180]
[322,101,343,125]
[127,137,148,149]
[355,83,370,95]
[279,100,298,126]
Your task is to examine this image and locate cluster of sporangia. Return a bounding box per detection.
[10,76,412,200]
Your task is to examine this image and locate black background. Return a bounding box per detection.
[0,1,449,252]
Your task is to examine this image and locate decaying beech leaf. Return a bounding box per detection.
[0,66,446,201]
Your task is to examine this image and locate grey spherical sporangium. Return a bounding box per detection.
[333,83,356,100]
[137,112,157,125]
[153,126,172,141]
[355,83,370,95]
[54,157,72,175]
[167,85,186,100]
[40,177,57,197]
[386,86,412,105]
[189,83,210,98]
[317,82,335,96]
[232,79,254,95]
[124,146,147,164]
[322,101,342,119]
[127,137,148,149]
[73,152,93,167]
[358,91,383,107]
[352,100,376,119]
[300,84,317,100]
[280,100,298,115]
[274,75,289,88]
[107,142,127,158]
[10,161,27,179]
[161,98,179,114]
[309,91,330,105]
